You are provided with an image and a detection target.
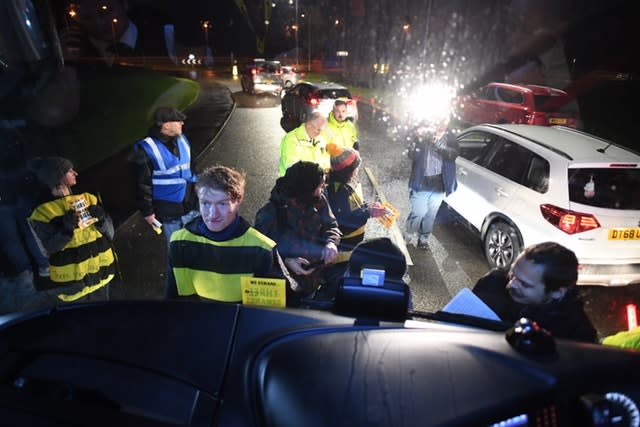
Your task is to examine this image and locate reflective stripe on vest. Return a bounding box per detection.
[171,227,276,302]
[139,136,193,203]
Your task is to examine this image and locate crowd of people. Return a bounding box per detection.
[1,92,637,350]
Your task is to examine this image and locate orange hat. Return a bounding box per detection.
[327,143,361,171]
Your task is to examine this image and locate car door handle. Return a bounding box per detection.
[495,187,509,197]
[458,168,468,176]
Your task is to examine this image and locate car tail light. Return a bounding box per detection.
[540,204,601,234]
[309,97,319,106]
[251,69,257,75]
[627,304,638,330]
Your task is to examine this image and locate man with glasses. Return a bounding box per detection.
[278,112,330,176]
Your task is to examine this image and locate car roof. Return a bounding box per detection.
[466,124,640,163]
[486,82,567,96]
[299,81,348,90]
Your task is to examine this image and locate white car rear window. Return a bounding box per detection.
[568,168,640,209]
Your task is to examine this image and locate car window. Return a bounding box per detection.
[478,86,495,100]
[523,155,550,193]
[568,167,640,209]
[318,89,351,99]
[457,132,494,164]
[484,138,531,183]
[495,87,524,104]
[298,85,310,97]
[533,94,575,113]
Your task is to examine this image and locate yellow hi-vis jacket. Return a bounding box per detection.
[279,123,330,176]
[323,111,359,149]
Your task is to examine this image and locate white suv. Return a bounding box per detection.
[444,124,640,286]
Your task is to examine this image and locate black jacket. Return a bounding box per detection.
[473,269,598,343]
[132,127,194,221]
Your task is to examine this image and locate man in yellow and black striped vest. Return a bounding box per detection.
[166,165,284,302]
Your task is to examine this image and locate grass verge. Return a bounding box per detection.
[58,67,199,170]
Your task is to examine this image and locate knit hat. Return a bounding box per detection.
[154,106,187,126]
[282,161,325,198]
[327,143,361,172]
[36,157,74,189]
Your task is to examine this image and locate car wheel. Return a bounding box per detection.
[483,221,522,271]
[284,80,293,89]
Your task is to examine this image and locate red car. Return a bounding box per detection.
[456,82,579,128]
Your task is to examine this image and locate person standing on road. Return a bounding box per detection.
[404,117,459,249]
[472,241,598,343]
[323,100,359,150]
[132,106,197,245]
[255,161,341,305]
[28,157,115,304]
[166,166,284,302]
[278,112,330,176]
[324,143,386,292]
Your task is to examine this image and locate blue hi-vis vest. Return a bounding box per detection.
[137,135,194,203]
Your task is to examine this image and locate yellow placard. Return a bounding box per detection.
[376,201,400,229]
[241,277,287,308]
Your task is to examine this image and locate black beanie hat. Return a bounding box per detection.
[36,157,74,189]
[283,161,324,198]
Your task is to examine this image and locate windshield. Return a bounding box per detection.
[1,0,638,343]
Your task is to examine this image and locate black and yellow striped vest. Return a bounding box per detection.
[29,193,115,301]
[170,225,276,302]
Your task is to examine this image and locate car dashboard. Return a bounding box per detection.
[0,302,639,427]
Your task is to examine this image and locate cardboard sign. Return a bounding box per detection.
[241,277,287,308]
[376,201,400,229]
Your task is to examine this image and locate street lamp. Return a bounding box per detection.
[295,0,299,68]
[202,20,211,47]
[299,12,310,72]
[111,18,119,57]
[202,20,212,67]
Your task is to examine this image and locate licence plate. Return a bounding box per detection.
[549,118,567,124]
[608,228,640,240]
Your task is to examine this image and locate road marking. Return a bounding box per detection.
[364,167,413,266]
[427,236,473,296]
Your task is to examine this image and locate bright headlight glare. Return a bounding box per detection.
[406,82,456,125]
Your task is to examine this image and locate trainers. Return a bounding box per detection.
[403,230,417,247]
[417,235,430,249]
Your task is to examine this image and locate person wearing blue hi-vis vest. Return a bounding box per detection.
[132,107,197,246]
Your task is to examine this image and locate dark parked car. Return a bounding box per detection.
[455,82,579,128]
[280,81,359,132]
[240,59,282,96]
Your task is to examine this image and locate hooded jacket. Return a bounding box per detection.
[254,176,341,263]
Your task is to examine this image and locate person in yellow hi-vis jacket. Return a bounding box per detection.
[278,112,330,176]
[323,100,359,150]
[603,327,640,350]
[29,157,115,303]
